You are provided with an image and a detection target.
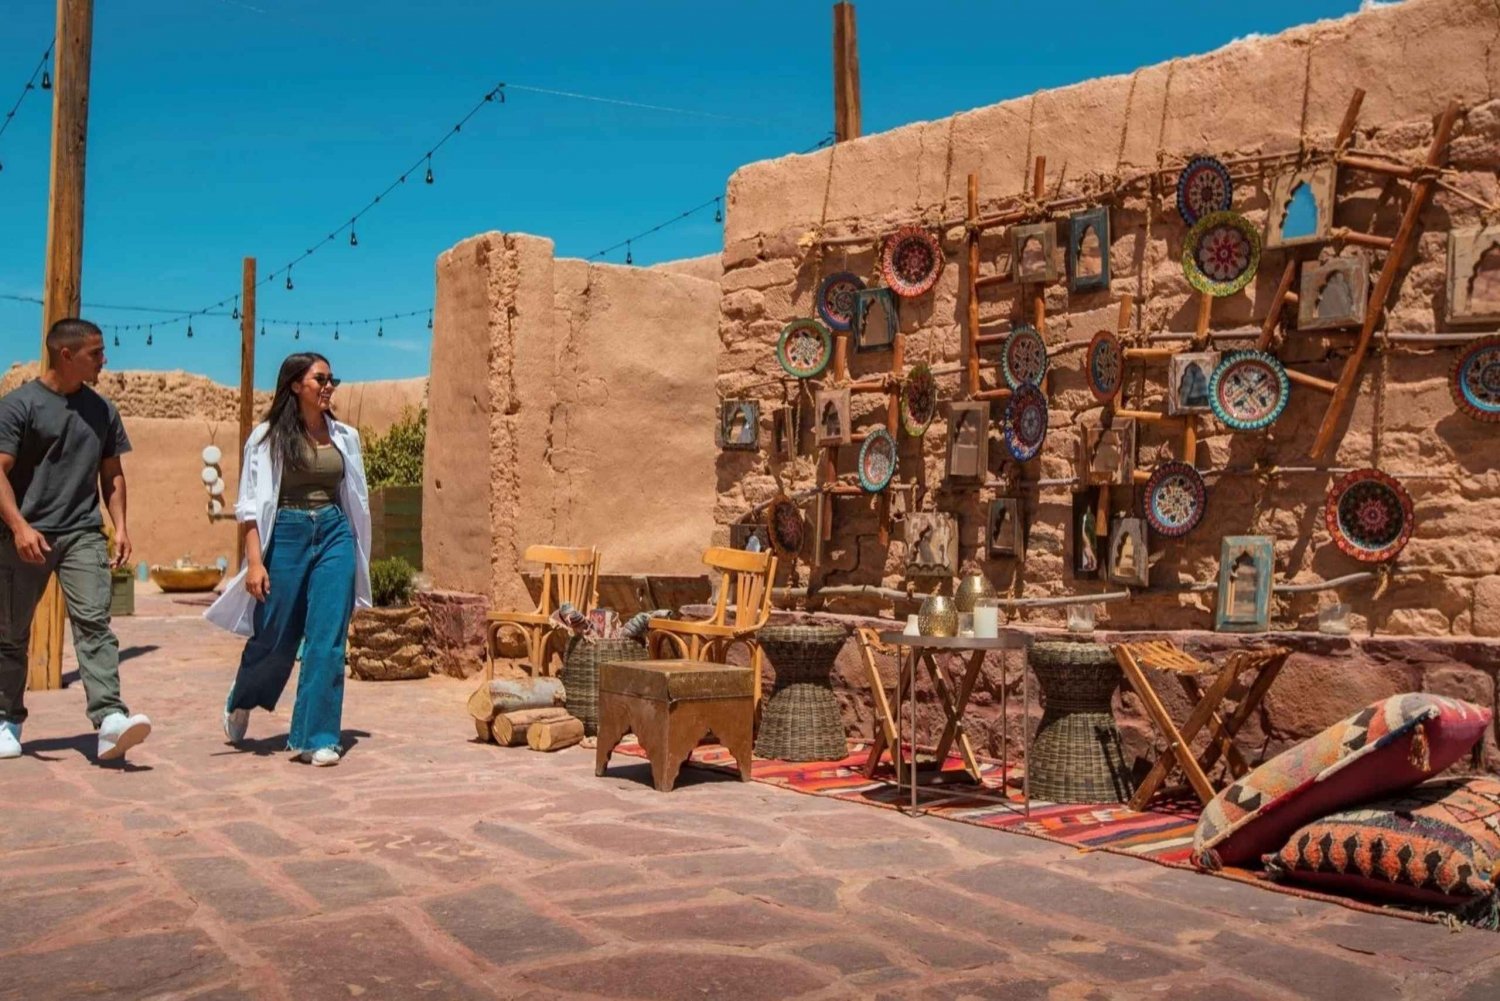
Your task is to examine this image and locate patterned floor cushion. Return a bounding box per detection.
[1265,777,1500,920]
[1193,693,1491,868]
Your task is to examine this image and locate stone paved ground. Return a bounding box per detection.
[5,595,1500,1001]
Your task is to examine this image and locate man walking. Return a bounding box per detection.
[0,317,151,761]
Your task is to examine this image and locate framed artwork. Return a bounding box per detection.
[1447,226,1500,324]
[1071,489,1102,580]
[905,512,959,578]
[1108,517,1150,588]
[946,401,989,481]
[771,405,797,461]
[987,498,1024,558]
[1298,255,1369,331]
[1215,535,1274,632]
[814,388,852,448]
[729,524,770,553]
[853,287,899,352]
[1011,223,1058,284]
[1168,351,1220,416]
[1076,419,1136,486]
[1067,207,1110,293]
[1264,164,1337,250]
[718,399,759,451]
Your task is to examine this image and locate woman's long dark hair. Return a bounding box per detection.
[263,352,334,472]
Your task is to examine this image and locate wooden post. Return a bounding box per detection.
[29,0,94,693]
[1030,157,1050,396]
[832,3,861,143]
[235,257,256,571]
[965,172,981,397]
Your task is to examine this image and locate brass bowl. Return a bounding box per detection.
[918,595,959,637]
[149,565,224,593]
[954,572,997,613]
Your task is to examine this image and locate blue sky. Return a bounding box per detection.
[0,0,1377,388]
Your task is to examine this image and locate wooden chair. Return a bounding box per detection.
[1113,639,1292,811]
[646,547,777,704]
[485,545,601,679]
[855,628,909,785]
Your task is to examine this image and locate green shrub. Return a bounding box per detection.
[370,556,416,608]
[363,407,427,489]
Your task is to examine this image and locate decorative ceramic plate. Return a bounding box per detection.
[1086,329,1123,403]
[1003,383,1048,462]
[1183,211,1261,297]
[880,226,944,298]
[1209,350,1290,431]
[858,424,898,492]
[1002,324,1049,389]
[765,495,806,558]
[1325,468,1414,563]
[1143,461,1207,538]
[902,363,938,437]
[816,271,865,332]
[776,318,833,379]
[1449,334,1500,423]
[1177,156,1233,225]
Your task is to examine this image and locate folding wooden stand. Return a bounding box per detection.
[855,627,909,784]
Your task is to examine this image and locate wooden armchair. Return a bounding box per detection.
[646,547,777,703]
[485,545,601,678]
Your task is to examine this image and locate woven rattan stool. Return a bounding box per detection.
[754,624,849,761]
[1027,641,1132,804]
[560,637,649,737]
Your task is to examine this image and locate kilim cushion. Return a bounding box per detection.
[1265,777,1500,921]
[1192,693,1491,868]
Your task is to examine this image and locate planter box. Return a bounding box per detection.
[109,573,135,617]
[370,485,422,569]
[347,605,432,681]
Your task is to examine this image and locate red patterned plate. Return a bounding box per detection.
[880,226,944,298]
[1001,324,1049,389]
[1144,461,1207,538]
[1325,468,1413,563]
[1086,329,1122,403]
[1003,383,1048,462]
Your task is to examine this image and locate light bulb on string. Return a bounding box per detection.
[113,332,119,347]
[425,155,434,185]
[377,323,383,338]
[715,197,723,224]
[625,241,633,266]
[349,222,358,247]
[147,327,153,347]
[294,326,300,341]
[260,322,265,337]
[232,298,240,320]
[427,312,433,330]
[41,64,51,91]
[334,326,340,341]
[187,318,194,338]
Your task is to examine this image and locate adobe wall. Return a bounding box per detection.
[424,233,720,606]
[715,0,1500,640]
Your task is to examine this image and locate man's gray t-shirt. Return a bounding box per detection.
[0,379,131,534]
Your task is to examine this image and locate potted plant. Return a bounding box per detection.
[363,406,425,569]
[346,556,433,681]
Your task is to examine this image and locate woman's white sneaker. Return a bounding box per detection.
[97,712,151,761]
[303,747,340,767]
[0,721,20,759]
[223,692,250,744]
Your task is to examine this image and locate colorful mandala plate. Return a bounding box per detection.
[1003,383,1049,462]
[880,226,944,298]
[1177,156,1233,225]
[1209,350,1290,431]
[776,318,833,379]
[902,363,938,437]
[1086,329,1123,403]
[1183,211,1261,297]
[765,495,806,558]
[816,271,865,332]
[1143,461,1207,538]
[1325,468,1414,563]
[1449,334,1500,423]
[1002,324,1049,389]
[858,424,899,493]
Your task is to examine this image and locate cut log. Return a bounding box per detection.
[467,682,495,722]
[493,707,572,747]
[473,717,494,743]
[527,715,585,752]
[488,676,567,714]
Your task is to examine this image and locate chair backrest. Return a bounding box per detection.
[524,545,601,616]
[702,546,776,630]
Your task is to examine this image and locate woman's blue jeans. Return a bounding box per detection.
[229,506,356,754]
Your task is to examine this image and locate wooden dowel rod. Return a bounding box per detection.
[966,172,981,398]
[1284,368,1338,393]
[1095,486,1110,538]
[1334,88,1365,150]
[1032,156,1047,200]
[1336,154,1418,180]
[976,273,1013,290]
[1258,258,1299,350]
[1116,294,1133,336]
[1124,347,1177,361]
[975,333,1006,346]
[1116,409,1185,425]
[1193,291,1213,347]
[1331,227,1395,250]
[973,208,1029,230]
[1132,469,1153,484]
[848,380,887,394]
[974,387,1013,402]
[833,331,849,382]
[1182,417,1197,464]
[892,330,905,372]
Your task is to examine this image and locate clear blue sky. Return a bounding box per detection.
[0,0,1375,389]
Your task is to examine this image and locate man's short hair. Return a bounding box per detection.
[45,317,103,362]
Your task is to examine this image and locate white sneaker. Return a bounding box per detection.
[302,747,340,767]
[223,692,249,744]
[97,711,151,761]
[0,721,20,759]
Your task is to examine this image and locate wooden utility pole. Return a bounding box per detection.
[29,0,94,692]
[833,3,861,143]
[235,257,256,570]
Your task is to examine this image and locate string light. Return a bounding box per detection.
[146,326,153,347]
[427,311,433,330]
[186,319,194,338]
[349,222,358,247]
[294,327,300,340]
[0,39,56,176]
[425,154,434,185]
[232,297,240,320]
[715,197,723,224]
[113,332,119,347]
[625,240,633,265]
[377,323,383,338]
[40,63,50,91]
[286,268,294,291]
[334,326,340,341]
[259,322,265,337]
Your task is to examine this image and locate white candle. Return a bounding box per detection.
[904,614,920,636]
[973,604,999,638]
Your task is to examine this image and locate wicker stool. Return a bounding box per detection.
[560,637,649,736]
[1027,641,1132,804]
[754,624,849,761]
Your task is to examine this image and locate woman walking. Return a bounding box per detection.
[205,353,371,766]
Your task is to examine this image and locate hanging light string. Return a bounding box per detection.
[0,38,55,173]
[0,292,432,339]
[503,83,799,128]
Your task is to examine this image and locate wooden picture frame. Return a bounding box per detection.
[946,401,989,481]
[1447,225,1500,325]
[1167,351,1220,416]
[1298,255,1369,331]
[1011,223,1058,284]
[1076,419,1136,486]
[1264,164,1337,250]
[771,405,797,461]
[718,399,760,450]
[1067,207,1110,293]
[987,498,1024,558]
[1071,489,1102,580]
[852,287,899,352]
[729,524,770,553]
[814,388,852,447]
[1107,516,1149,587]
[1215,535,1274,632]
[905,512,959,578]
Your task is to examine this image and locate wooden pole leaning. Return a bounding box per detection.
[235,258,256,570]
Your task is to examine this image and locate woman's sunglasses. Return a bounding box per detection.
[310,374,341,388]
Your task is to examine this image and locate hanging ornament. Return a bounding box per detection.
[349,224,358,247]
[286,269,294,291]
[714,197,723,224]
[425,155,434,185]
[187,320,194,338]
[625,240,633,266]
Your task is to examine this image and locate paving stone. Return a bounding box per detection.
[281,858,402,910]
[0,864,139,897]
[625,808,791,844]
[164,857,299,923]
[567,883,717,914]
[793,938,897,975]
[1130,866,1319,924]
[96,895,200,935]
[1202,930,1406,998]
[217,821,302,858]
[523,950,828,1001]
[557,821,742,857]
[805,837,958,871]
[11,840,133,869]
[1305,912,1500,974]
[1451,963,1500,1001]
[592,899,830,947]
[727,875,842,912]
[1,929,229,999]
[0,883,138,951]
[861,913,1011,971]
[641,848,784,882]
[471,819,583,863]
[345,826,491,880]
[886,973,1062,1001]
[424,883,591,965]
[531,861,642,894]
